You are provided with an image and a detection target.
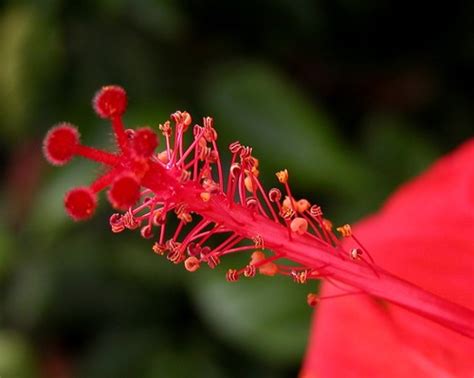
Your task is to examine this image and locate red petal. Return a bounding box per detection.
[302,139,474,377]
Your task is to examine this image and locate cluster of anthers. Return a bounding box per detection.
[43,85,372,307]
[41,86,474,337]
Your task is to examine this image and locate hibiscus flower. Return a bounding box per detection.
[302,139,474,377]
[43,87,473,375]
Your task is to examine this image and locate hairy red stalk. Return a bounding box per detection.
[43,85,474,338]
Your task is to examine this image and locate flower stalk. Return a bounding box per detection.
[43,85,474,338]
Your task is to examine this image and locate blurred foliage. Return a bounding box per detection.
[0,0,473,377]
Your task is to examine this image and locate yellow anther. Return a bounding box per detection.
[276,169,289,184]
[279,205,295,220]
[337,224,352,237]
[291,270,308,284]
[159,121,172,137]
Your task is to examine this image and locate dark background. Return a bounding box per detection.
[0,1,472,377]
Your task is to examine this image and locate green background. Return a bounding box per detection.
[0,1,472,377]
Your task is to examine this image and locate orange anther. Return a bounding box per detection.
[200,192,211,202]
[198,137,207,149]
[252,235,264,249]
[184,256,200,272]
[283,195,296,209]
[243,264,256,278]
[323,219,333,231]
[171,111,192,130]
[290,217,308,235]
[244,175,254,192]
[178,212,192,223]
[251,166,260,177]
[250,250,266,265]
[296,199,311,213]
[226,268,239,282]
[259,262,279,276]
[182,111,192,127]
[152,210,164,226]
[152,242,167,255]
[158,150,171,163]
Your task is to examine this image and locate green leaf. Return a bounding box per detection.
[0,4,60,139]
[361,112,441,193]
[200,62,373,198]
[0,218,14,281]
[190,270,312,365]
[0,332,38,378]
